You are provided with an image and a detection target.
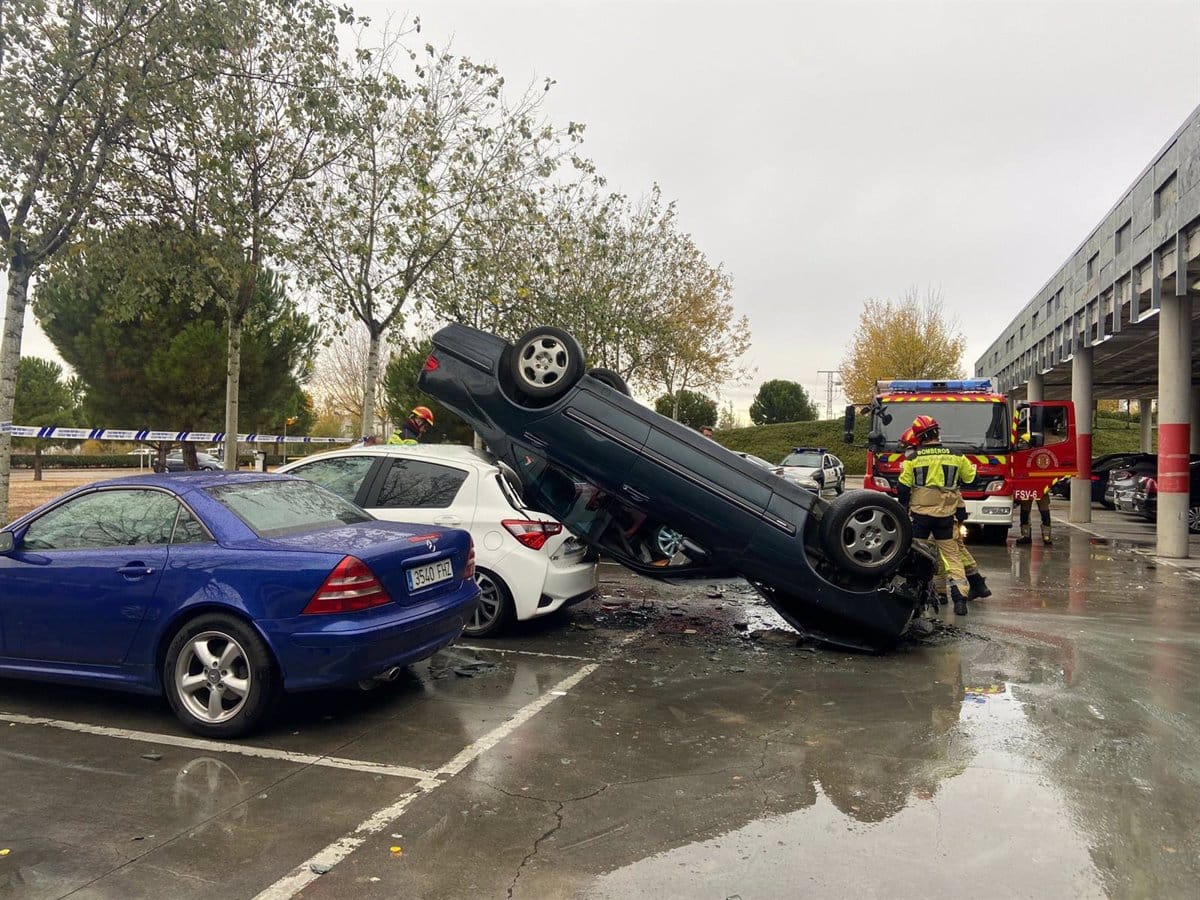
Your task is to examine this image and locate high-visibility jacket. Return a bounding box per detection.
[898,445,977,518]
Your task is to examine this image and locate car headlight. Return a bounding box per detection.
[985,479,1004,492]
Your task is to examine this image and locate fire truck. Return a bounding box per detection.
[844,379,1077,542]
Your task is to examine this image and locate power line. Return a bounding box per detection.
[816,370,842,420]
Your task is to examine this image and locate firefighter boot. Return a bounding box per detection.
[1041,522,1053,546]
[951,585,968,616]
[1015,523,1032,546]
[967,571,992,600]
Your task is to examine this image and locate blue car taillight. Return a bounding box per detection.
[303,556,392,614]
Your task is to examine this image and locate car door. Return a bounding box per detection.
[282,454,384,506]
[363,457,475,530]
[0,488,175,664]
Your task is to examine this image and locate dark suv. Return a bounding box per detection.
[417,324,933,651]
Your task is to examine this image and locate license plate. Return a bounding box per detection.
[407,558,454,591]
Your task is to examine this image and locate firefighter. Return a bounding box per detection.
[1014,431,1052,546]
[389,406,435,444]
[897,415,977,616]
[899,427,992,606]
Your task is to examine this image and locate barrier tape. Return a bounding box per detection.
[0,422,351,445]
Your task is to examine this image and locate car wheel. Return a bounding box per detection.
[510,326,585,401]
[163,613,278,738]
[835,476,845,495]
[1189,505,1200,534]
[819,490,911,579]
[464,569,514,638]
[587,366,630,396]
[649,524,684,561]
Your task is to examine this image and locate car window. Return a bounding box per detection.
[375,459,468,509]
[782,451,823,467]
[23,489,182,551]
[288,455,376,503]
[172,505,213,544]
[208,479,371,537]
[829,455,841,468]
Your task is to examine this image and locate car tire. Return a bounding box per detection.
[1189,505,1200,534]
[465,568,514,638]
[648,524,684,562]
[587,367,630,396]
[163,613,278,738]
[510,326,585,401]
[819,490,911,579]
[835,476,845,495]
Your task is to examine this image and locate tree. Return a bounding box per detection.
[749,380,817,425]
[0,0,201,522]
[309,324,395,439]
[295,25,579,440]
[135,0,346,470]
[654,389,717,429]
[34,226,318,468]
[717,400,739,431]
[839,289,966,403]
[13,357,74,481]
[382,338,473,444]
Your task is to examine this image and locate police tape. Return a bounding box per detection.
[0,421,351,445]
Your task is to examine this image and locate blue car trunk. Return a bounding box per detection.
[260,523,472,607]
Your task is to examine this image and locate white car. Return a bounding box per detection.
[276,444,597,637]
[777,447,845,494]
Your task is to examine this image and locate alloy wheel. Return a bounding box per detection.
[469,571,505,633]
[840,507,902,568]
[516,335,571,391]
[174,631,252,725]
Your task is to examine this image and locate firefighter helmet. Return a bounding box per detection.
[411,406,435,426]
[899,426,919,447]
[910,414,940,443]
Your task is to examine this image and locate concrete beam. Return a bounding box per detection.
[1156,294,1192,558]
[1070,347,1094,523]
[1192,387,1200,453]
[1140,398,1154,452]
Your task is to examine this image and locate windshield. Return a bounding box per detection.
[781,451,823,467]
[208,479,371,537]
[875,401,1009,451]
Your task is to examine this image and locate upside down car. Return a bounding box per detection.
[417,323,936,651]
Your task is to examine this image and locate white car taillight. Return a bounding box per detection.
[502,519,563,551]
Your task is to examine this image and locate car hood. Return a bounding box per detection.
[779,465,820,480]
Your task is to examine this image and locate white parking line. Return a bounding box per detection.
[0,712,437,781]
[253,661,601,900]
[454,643,598,662]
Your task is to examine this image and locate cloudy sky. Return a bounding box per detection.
[8,0,1200,423]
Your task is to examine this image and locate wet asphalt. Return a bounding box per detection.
[2,510,1200,899]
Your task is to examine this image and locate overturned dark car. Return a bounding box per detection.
[418,324,935,651]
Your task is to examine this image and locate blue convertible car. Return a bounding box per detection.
[0,473,479,737]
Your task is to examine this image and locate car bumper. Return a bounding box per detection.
[261,582,480,692]
[961,496,1012,523]
[530,560,598,618]
[494,542,598,622]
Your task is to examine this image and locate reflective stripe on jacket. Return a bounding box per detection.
[898,446,977,518]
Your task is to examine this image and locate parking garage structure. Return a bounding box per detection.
[976,104,1200,558]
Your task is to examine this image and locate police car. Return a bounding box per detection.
[778,447,845,494]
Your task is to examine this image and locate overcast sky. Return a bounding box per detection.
[8,0,1200,423]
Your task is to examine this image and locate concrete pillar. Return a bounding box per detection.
[1139,398,1154,453]
[1156,294,1191,558]
[1069,347,1093,523]
[1191,387,1200,453]
[1027,372,1044,402]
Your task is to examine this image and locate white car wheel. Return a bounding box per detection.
[465,569,513,637]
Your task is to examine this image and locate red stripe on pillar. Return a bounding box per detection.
[1076,433,1092,481]
[1158,423,1191,493]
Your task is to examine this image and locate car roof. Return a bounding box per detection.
[284,443,500,473]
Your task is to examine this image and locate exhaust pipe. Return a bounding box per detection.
[357,666,405,691]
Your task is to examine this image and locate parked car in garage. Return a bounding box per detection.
[416,323,934,651]
[154,450,222,472]
[1051,452,1147,507]
[1129,460,1200,530]
[277,444,597,637]
[778,447,845,494]
[0,473,479,737]
[1105,454,1200,511]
